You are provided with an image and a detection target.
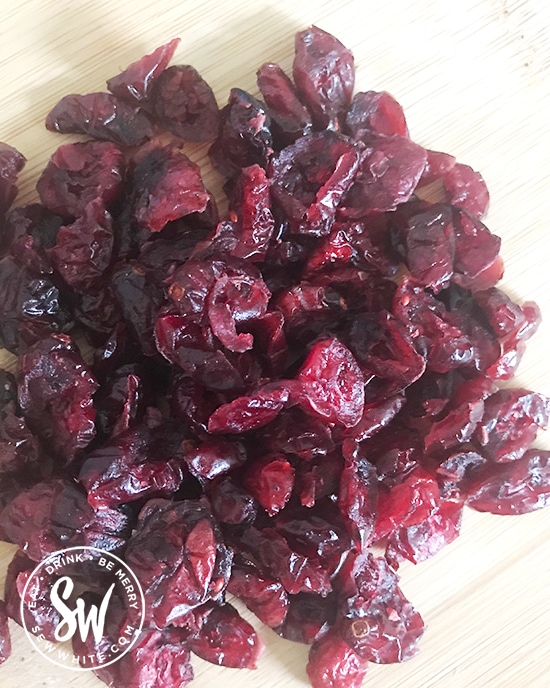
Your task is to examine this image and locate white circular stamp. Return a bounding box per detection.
[20,546,145,671]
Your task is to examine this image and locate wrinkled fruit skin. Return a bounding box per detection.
[0,26,548,688]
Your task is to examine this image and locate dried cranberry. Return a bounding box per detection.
[183,438,246,481]
[346,91,408,139]
[6,204,63,275]
[189,602,264,668]
[227,564,289,628]
[293,26,355,129]
[208,385,289,434]
[0,142,26,215]
[152,65,220,142]
[0,600,10,665]
[444,162,490,218]
[36,140,124,217]
[209,477,258,525]
[107,38,181,104]
[243,454,295,516]
[46,93,153,147]
[307,630,368,688]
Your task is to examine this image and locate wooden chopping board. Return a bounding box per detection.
[0,0,549,686]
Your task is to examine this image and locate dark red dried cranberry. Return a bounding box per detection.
[346,91,408,139]
[209,477,258,525]
[276,592,337,645]
[36,140,124,217]
[183,438,246,481]
[0,599,10,665]
[338,455,378,548]
[444,162,489,218]
[46,93,153,147]
[293,26,355,129]
[131,143,210,231]
[6,204,64,275]
[227,564,289,628]
[189,602,264,668]
[209,88,273,178]
[18,335,98,462]
[0,400,40,475]
[257,62,312,145]
[152,65,220,142]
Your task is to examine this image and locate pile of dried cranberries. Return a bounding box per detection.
[0,26,549,688]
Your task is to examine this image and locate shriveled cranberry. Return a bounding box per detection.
[337,553,425,663]
[307,630,368,688]
[474,388,550,462]
[0,142,26,216]
[209,88,273,178]
[444,162,489,218]
[467,448,550,514]
[208,385,289,434]
[79,421,186,508]
[417,149,456,186]
[124,498,232,627]
[244,454,295,516]
[257,62,312,145]
[131,143,210,231]
[36,140,124,217]
[386,499,463,564]
[46,92,153,147]
[18,334,98,462]
[293,26,354,129]
[209,477,258,525]
[228,564,289,628]
[0,256,73,354]
[0,600,10,665]
[451,207,501,290]
[276,592,337,645]
[296,338,365,428]
[0,478,127,560]
[107,38,181,104]
[152,65,220,142]
[342,135,427,215]
[346,91,408,139]
[189,603,264,668]
[6,204,63,275]
[0,400,40,475]
[183,438,246,481]
[270,131,360,236]
[338,455,378,548]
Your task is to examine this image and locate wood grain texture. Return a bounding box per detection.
[0,0,549,686]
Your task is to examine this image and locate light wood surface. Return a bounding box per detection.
[0,1,549,687]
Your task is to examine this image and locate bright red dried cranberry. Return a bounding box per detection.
[307,629,368,688]
[36,140,124,218]
[243,454,295,516]
[296,338,365,428]
[131,143,210,231]
[257,62,312,145]
[189,602,264,669]
[474,388,550,462]
[46,92,153,147]
[227,564,289,628]
[346,91,408,139]
[293,26,355,129]
[18,334,98,462]
[107,38,181,104]
[208,385,289,434]
[152,65,220,142]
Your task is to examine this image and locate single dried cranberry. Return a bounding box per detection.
[444,162,490,218]
[227,564,289,628]
[346,91,408,139]
[46,92,154,147]
[189,602,264,668]
[107,38,181,104]
[307,630,368,688]
[124,498,232,627]
[152,65,220,142]
[243,454,295,516]
[6,204,64,275]
[208,385,289,434]
[36,140,124,217]
[474,388,550,463]
[270,131,360,236]
[338,455,378,548]
[18,334,98,462]
[467,448,550,514]
[209,477,258,525]
[49,199,114,292]
[0,256,73,354]
[293,26,355,129]
[183,438,246,481]
[256,62,312,145]
[0,142,26,215]
[0,400,40,475]
[209,88,273,178]
[131,143,210,231]
[276,592,337,645]
[417,149,456,186]
[296,338,365,428]
[450,207,501,290]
